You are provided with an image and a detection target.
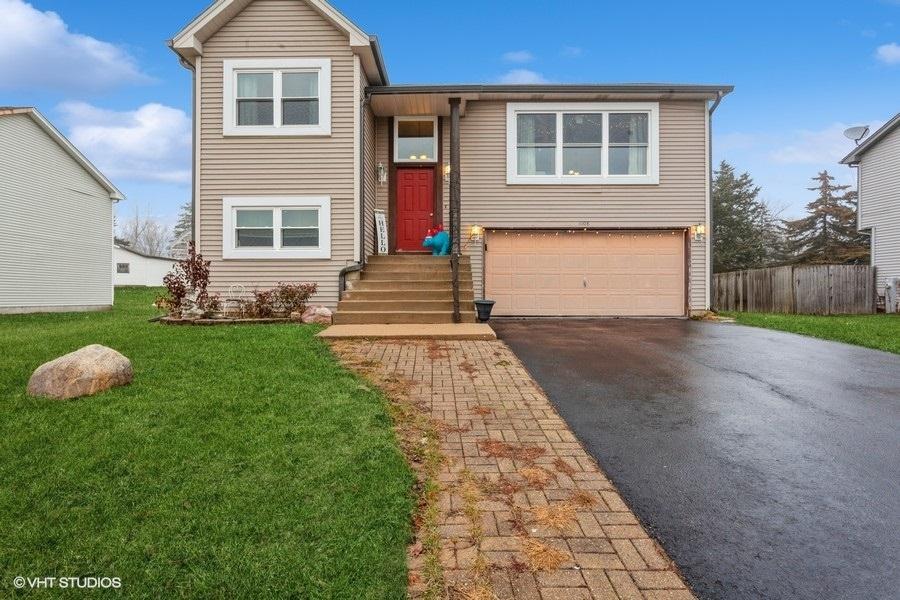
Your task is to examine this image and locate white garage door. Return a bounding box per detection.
[485,230,686,316]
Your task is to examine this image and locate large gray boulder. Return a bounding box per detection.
[27,345,133,400]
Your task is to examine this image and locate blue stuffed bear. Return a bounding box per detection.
[423,227,450,256]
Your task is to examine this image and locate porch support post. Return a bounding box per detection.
[449,97,462,323]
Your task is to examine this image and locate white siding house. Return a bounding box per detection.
[0,107,124,313]
[114,243,176,287]
[842,113,900,293]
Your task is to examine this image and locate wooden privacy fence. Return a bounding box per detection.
[713,265,876,315]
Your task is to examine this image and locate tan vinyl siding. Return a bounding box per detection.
[363,92,377,257]
[198,0,356,307]
[456,100,708,310]
[0,114,113,312]
[858,125,900,291]
[375,117,390,214]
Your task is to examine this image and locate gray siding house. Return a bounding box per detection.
[841,113,900,294]
[170,0,732,322]
[0,108,123,314]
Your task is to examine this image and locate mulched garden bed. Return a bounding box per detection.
[158,316,297,326]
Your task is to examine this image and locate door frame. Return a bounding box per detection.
[388,116,443,254]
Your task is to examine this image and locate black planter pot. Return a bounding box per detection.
[474,299,496,322]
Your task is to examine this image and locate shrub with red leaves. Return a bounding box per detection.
[275,282,317,315]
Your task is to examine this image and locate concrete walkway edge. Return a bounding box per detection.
[318,323,496,340]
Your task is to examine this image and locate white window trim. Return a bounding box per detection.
[222,196,331,259]
[394,116,439,163]
[506,102,660,185]
[222,58,332,137]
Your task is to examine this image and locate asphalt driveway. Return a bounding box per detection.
[493,319,900,600]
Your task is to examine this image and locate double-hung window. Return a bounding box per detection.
[223,197,331,259]
[507,102,659,185]
[223,59,331,136]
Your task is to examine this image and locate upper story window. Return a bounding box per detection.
[223,59,331,136]
[507,102,659,185]
[394,116,438,163]
[223,196,331,259]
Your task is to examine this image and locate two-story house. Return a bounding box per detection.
[169,0,732,323]
[841,113,900,304]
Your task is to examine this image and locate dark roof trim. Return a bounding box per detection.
[840,112,900,165]
[369,36,389,86]
[366,83,734,96]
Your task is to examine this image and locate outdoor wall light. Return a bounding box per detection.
[376,162,387,185]
[443,163,451,181]
[469,225,484,238]
[691,223,707,241]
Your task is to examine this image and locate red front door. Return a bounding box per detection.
[396,168,434,252]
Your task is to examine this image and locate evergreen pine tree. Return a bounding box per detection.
[784,171,869,264]
[712,161,782,272]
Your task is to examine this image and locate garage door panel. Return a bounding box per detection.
[511,273,536,290]
[492,254,513,270]
[486,230,685,317]
[607,254,638,271]
[559,273,582,288]
[654,274,682,290]
[586,255,609,269]
[537,273,562,288]
[560,254,585,269]
[656,254,683,269]
[534,295,561,310]
[534,254,559,270]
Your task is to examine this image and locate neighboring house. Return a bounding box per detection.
[170,0,732,322]
[0,107,123,314]
[841,113,900,296]
[114,242,177,287]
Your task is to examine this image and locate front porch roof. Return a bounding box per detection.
[367,83,734,116]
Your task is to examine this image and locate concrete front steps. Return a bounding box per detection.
[334,254,477,324]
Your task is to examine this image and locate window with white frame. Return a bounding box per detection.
[223,59,331,136]
[506,102,659,185]
[223,197,331,259]
[394,117,438,162]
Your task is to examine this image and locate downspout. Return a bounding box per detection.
[449,98,462,323]
[340,91,372,299]
[179,55,197,246]
[708,91,723,310]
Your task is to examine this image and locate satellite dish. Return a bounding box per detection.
[843,126,870,145]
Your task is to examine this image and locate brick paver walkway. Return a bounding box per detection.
[334,339,693,600]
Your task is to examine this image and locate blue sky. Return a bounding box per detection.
[2,0,899,227]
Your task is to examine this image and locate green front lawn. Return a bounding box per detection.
[0,288,413,598]
[723,311,900,355]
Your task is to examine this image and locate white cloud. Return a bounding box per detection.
[502,50,534,64]
[561,46,584,58]
[770,123,867,165]
[58,102,191,185]
[0,0,149,91]
[875,42,900,64]
[767,120,884,167]
[497,69,549,84]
